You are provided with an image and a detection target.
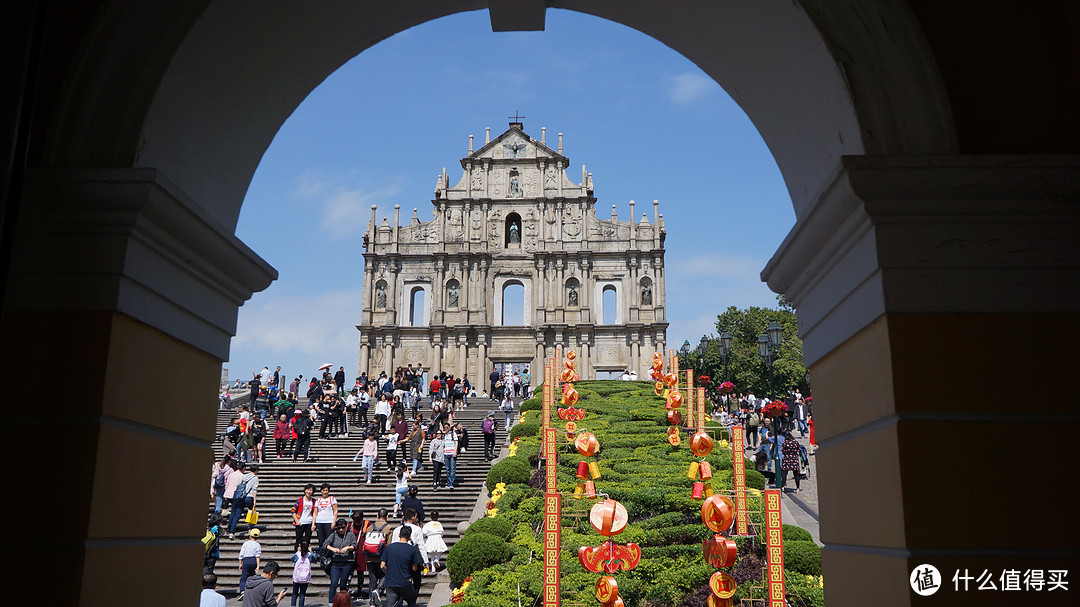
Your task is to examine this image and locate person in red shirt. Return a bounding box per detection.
[428,378,441,406]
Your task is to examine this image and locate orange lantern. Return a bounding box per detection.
[701,495,736,533]
[709,572,738,599]
[584,480,597,498]
[665,390,684,409]
[561,368,580,383]
[567,350,577,361]
[698,461,713,480]
[690,430,714,457]
[589,499,629,537]
[562,387,580,406]
[588,461,602,479]
[687,461,700,480]
[595,576,618,604]
[573,483,585,498]
[653,381,664,396]
[667,409,682,426]
[663,372,678,387]
[575,432,599,457]
[652,358,664,370]
[702,534,738,567]
[707,596,734,607]
[704,485,715,498]
[667,431,681,446]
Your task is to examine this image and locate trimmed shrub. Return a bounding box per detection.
[745,467,767,490]
[508,421,540,440]
[464,516,513,540]
[783,524,813,542]
[486,457,532,491]
[446,531,511,586]
[519,397,541,412]
[783,540,822,576]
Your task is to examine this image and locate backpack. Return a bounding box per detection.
[292,551,313,583]
[236,474,253,499]
[213,467,228,489]
[363,523,389,555]
[294,415,312,435]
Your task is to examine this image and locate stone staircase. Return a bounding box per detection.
[209,399,514,605]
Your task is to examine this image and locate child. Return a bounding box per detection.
[356,433,378,484]
[386,430,399,471]
[202,513,223,575]
[237,528,262,598]
[291,540,315,606]
[421,510,448,572]
[392,464,411,518]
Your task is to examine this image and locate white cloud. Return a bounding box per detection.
[293,170,405,239]
[229,289,365,376]
[664,253,779,346]
[668,72,714,106]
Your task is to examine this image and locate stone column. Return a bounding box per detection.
[2,169,275,603]
[388,260,400,325]
[629,333,640,377]
[534,338,545,379]
[655,255,666,322]
[383,338,394,376]
[578,332,590,380]
[460,260,470,312]
[760,156,1080,607]
[359,343,370,376]
[555,256,565,323]
[458,335,468,379]
[431,339,443,379]
[477,332,488,382]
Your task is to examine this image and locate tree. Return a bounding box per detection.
[687,296,807,403]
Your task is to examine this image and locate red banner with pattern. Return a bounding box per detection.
[764,489,785,606]
[732,427,749,535]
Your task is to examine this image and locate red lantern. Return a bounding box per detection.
[707,596,734,607]
[576,461,589,479]
[567,350,577,361]
[701,495,735,533]
[667,409,682,426]
[691,481,705,500]
[561,368,580,383]
[709,572,738,599]
[575,432,599,457]
[584,480,597,498]
[562,387,580,406]
[595,576,618,604]
[703,534,738,567]
[690,430,714,457]
[589,499,629,537]
[653,381,664,395]
[663,372,679,387]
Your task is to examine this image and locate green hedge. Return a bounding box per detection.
[486,456,532,492]
[783,540,823,576]
[446,532,511,586]
[464,516,513,540]
[783,524,814,542]
[508,421,540,440]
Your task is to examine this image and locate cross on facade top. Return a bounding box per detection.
[508,111,526,123]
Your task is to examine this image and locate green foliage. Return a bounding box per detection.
[783,524,813,542]
[688,300,806,400]
[454,380,801,606]
[784,568,825,607]
[509,421,541,440]
[783,540,823,576]
[464,516,513,540]
[486,456,532,492]
[519,396,541,412]
[446,531,511,586]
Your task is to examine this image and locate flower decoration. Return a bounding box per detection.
[719,381,735,395]
[450,575,472,603]
[697,375,712,386]
[763,400,789,418]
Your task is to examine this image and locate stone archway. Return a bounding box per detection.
[5,3,1078,607]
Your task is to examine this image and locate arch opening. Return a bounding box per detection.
[500,281,525,326]
[602,285,617,325]
[409,286,426,326]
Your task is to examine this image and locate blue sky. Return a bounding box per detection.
[226,9,794,383]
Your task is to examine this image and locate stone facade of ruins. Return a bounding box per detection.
[357,122,668,381]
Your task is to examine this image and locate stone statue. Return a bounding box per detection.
[376,283,387,309]
[448,283,459,308]
[568,284,579,307]
[641,284,652,306]
[509,174,520,198]
[508,222,520,244]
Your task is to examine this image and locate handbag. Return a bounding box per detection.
[245,509,259,524]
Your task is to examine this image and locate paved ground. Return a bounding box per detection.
[744,430,822,545]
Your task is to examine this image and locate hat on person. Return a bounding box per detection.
[248,528,260,538]
[487,411,494,417]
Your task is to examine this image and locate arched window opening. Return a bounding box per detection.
[409,286,426,326]
[501,282,525,325]
[446,279,460,309]
[505,212,522,248]
[566,277,580,308]
[602,285,617,324]
[639,277,653,307]
[375,280,388,310]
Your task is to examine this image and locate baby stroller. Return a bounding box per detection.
[797,443,811,480]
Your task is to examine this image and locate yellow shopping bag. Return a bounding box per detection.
[245,509,259,525]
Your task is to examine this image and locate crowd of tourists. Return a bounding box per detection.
[706,387,814,493]
[204,363,527,606]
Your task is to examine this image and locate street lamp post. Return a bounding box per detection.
[679,340,691,364]
[758,321,784,401]
[718,331,733,382]
[698,335,709,375]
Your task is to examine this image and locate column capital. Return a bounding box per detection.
[10,168,276,359]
